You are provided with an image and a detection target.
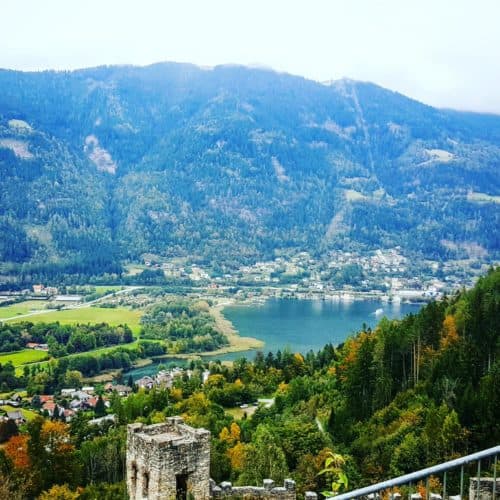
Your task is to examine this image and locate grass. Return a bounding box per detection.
[92,285,124,293]
[225,405,257,420]
[0,300,48,319]
[9,306,143,335]
[0,405,38,421]
[124,264,147,276]
[0,349,49,366]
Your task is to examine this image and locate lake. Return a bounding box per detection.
[218,298,422,360]
[125,298,422,379]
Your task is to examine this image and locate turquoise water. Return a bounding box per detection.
[125,298,422,378]
[218,298,422,360]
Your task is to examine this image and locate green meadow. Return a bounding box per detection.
[0,300,48,319]
[9,306,143,335]
[0,349,49,367]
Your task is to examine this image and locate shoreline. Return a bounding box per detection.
[208,300,264,355]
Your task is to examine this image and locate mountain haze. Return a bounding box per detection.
[0,63,499,277]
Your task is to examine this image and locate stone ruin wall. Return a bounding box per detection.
[469,477,500,500]
[126,417,211,500]
[210,478,318,499]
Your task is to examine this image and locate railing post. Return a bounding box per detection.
[425,476,429,500]
[493,454,497,499]
[476,459,481,500]
[442,471,446,500]
[460,464,464,498]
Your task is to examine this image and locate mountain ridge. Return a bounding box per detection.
[0,62,498,280]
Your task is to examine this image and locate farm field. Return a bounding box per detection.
[0,349,49,367]
[9,306,143,334]
[92,285,125,293]
[0,300,48,319]
[0,404,38,421]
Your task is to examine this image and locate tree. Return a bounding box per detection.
[94,395,106,417]
[318,450,349,497]
[64,370,83,388]
[4,435,30,469]
[441,410,466,458]
[38,484,78,500]
[79,429,125,485]
[239,424,288,485]
[0,418,18,443]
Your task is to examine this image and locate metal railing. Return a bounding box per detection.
[331,445,499,499]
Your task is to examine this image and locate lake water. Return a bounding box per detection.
[125,298,422,379]
[219,298,422,360]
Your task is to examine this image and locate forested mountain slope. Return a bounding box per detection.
[0,63,499,277]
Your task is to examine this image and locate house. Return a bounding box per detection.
[88,414,116,426]
[6,410,25,424]
[110,384,132,396]
[82,386,95,394]
[136,376,154,390]
[54,294,82,302]
[61,388,76,397]
[156,371,174,388]
[42,401,57,416]
[39,395,54,404]
[63,409,75,421]
[26,342,49,351]
[86,397,98,408]
[69,399,82,410]
[72,391,91,401]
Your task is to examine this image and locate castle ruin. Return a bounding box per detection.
[127,417,211,499]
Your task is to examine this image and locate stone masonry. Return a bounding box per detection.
[469,477,500,499]
[127,417,211,500]
[210,478,300,499]
[127,417,314,500]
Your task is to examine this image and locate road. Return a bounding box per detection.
[0,286,142,322]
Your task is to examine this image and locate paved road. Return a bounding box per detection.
[0,286,142,322]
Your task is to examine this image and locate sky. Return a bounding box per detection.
[2,0,500,113]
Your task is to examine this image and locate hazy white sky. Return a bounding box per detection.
[2,0,500,113]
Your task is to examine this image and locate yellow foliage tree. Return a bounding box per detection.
[229,422,241,442]
[219,426,230,443]
[37,484,78,500]
[4,434,30,469]
[170,387,183,401]
[219,422,241,446]
[206,374,225,388]
[227,441,247,471]
[41,421,74,455]
[441,315,459,349]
